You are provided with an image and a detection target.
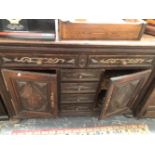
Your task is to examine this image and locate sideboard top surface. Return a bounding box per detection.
[0,34,155,48]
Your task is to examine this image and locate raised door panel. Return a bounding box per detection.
[2,69,57,118]
[99,70,151,119]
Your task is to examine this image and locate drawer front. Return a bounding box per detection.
[88,55,154,67]
[1,54,79,67]
[147,105,155,111]
[61,69,103,81]
[61,82,98,93]
[61,94,95,104]
[144,110,155,118]
[60,103,93,112]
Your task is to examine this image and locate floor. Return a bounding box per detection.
[0,115,155,134]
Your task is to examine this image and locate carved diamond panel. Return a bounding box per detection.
[16,80,49,112]
[107,80,140,113]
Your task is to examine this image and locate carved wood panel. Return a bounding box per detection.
[78,55,87,68]
[16,81,49,112]
[107,80,140,113]
[99,69,151,119]
[1,69,58,118]
[1,54,78,67]
[88,55,154,67]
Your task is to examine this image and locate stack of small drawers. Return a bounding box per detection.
[60,69,102,116]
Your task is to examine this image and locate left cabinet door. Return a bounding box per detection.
[0,96,8,120]
[2,69,58,119]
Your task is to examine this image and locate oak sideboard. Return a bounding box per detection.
[0,34,155,120]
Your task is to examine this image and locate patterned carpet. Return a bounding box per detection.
[11,124,149,135]
[0,116,154,135]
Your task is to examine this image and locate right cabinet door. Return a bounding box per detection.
[142,87,155,118]
[99,69,151,119]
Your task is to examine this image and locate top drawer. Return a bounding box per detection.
[61,69,104,81]
[1,54,79,68]
[88,55,154,67]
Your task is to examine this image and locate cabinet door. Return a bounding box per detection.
[99,70,151,119]
[142,87,155,118]
[0,96,8,120]
[2,69,57,118]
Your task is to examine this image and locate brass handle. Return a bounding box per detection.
[122,60,127,65]
[79,75,83,79]
[36,59,42,65]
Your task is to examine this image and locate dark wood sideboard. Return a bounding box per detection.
[0,34,155,120]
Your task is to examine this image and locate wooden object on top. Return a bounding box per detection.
[145,19,155,36]
[58,19,146,40]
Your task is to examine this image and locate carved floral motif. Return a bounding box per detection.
[2,56,76,65]
[90,57,153,65]
[15,57,66,64]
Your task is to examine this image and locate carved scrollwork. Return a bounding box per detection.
[79,55,87,68]
[1,57,12,63]
[89,57,153,66]
[15,57,67,64]
[2,56,76,65]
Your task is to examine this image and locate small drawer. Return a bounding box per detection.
[147,106,155,111]
[88,55,154,67]
[61,93,95,104]
[60,103,93,112]
[61,82,98,94]
[1,54,79,67]
[61,69,103,82]
[144,110,155,118]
